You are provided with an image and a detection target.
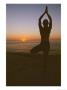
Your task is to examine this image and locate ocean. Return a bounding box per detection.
[6,40,61,55]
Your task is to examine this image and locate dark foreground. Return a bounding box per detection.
[6,52,61,86]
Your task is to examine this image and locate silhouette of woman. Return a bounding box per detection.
[31,6,52,56]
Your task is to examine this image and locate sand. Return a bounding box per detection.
[6,52,61,86]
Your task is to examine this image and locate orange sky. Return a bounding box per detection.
[7,4,61,42]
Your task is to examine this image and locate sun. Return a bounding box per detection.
[21,38,27,42]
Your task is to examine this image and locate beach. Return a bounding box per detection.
[6,52,61,86]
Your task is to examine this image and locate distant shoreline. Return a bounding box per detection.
[6,51,61,55]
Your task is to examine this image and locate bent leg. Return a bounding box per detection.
[31,44,41,54]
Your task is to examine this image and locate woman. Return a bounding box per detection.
[31,6,52,56]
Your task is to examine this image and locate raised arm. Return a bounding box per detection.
[39,6,48,28]
[47,12,52,29]
[39,11,46,21]
[39,11,46,29]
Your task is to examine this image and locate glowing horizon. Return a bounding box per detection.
[7,31,60,41]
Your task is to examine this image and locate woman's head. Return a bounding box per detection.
[43,19,48,27]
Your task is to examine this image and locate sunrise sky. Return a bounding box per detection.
[6,4,61,42]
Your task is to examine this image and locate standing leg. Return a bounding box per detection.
[42,41,50,56]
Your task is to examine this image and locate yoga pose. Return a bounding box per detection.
[31,6,52,55]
